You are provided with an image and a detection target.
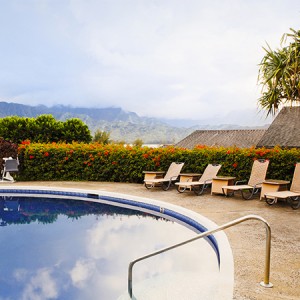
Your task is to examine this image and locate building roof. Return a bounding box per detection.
[256,106,300,148]
[175,129,266,149]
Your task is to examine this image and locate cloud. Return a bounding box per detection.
[20,268,59,300]
[0,0,300,121]
[69,259,96,288]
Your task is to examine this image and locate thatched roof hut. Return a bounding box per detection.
[175,129,266,149]
[256,106,300,148]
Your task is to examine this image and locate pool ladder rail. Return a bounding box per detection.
[128,214,273,299]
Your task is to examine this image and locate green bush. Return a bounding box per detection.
[61,118,92,143]
[17,143,300,183]
[0,115,92,144]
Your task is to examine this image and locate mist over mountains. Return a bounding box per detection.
[0,102,269,144]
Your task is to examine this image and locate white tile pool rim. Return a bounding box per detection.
[0,186,234,299]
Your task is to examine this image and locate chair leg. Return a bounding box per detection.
[177,185,187,193]
[193,184,206,196]
[265,195,277,205]
[288,197,300,209]
[162,181,172,191]
[240,188,256,200]
[144,182,154,189]
[222,188,235,197]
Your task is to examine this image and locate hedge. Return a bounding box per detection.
[0,115,92,144]
[16,142,300,183]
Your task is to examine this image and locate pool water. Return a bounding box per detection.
[0,196,221,300]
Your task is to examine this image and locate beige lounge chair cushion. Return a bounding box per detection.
[265,163,300,200]
[265,190,300,199]
[222,184,257,191]
[175,180,213,187]
[290,163,300,193]
[144,162,184,184]
[175,164,221,188]
[144,178,175,184]
[222,159,269,192]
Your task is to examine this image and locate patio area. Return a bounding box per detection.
[2,181,300,300]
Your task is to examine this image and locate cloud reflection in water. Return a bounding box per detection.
[0,197,218,299]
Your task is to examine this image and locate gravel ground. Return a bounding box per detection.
[3,181,300,300]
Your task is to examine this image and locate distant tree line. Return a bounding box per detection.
[92,129,143,147]
[0,115,144,146]
[0,115,92,144]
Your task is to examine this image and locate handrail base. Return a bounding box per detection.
[260,281,273,288]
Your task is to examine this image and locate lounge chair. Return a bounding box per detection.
[175,163,222,195]
[222,159,269,200]
[143,162,184,191]
[1,157,19,182]
[264,163,300,209]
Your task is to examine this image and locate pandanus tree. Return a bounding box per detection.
[258,28,300,115]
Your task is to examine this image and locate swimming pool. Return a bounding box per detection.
[0,186,234,299]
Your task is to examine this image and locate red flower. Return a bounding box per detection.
[226,150,231,154]
[29,155,34,159]
[112,161,117,165]
[232,162,238,168]
[44,152,49,157]
[143,154,149,159]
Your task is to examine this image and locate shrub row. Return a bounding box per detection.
[0,115,92,144]
[17,143,300,183]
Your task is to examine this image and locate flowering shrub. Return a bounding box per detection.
[17,143,300,183]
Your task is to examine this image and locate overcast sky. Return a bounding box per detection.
[0,0,299,125]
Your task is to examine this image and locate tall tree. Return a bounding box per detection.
[93,129,111,144]
[258,28,300,115]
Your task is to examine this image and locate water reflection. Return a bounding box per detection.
[0,196,219,300]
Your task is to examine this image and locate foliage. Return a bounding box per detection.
[17,143,300,183]
[133,138,143,147]
[258,28,300,115]
[93,129,111,144]
[34,115,63,143]
[0,102,195,144]
[0,115,92,144]
[62,118,92,143]
[0,197,149,225]
[0,138,18,172]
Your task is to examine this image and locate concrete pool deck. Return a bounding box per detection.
[2,181,299,300]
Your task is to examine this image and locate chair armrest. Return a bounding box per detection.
[252,182,264,188]
[203,178,213,185]
[235,180,247,185]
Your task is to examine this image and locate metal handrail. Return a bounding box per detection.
[128,214,273,298]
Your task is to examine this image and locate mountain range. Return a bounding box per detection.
[0,101,269,144]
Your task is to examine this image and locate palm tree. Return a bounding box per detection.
[258,28,300,115]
